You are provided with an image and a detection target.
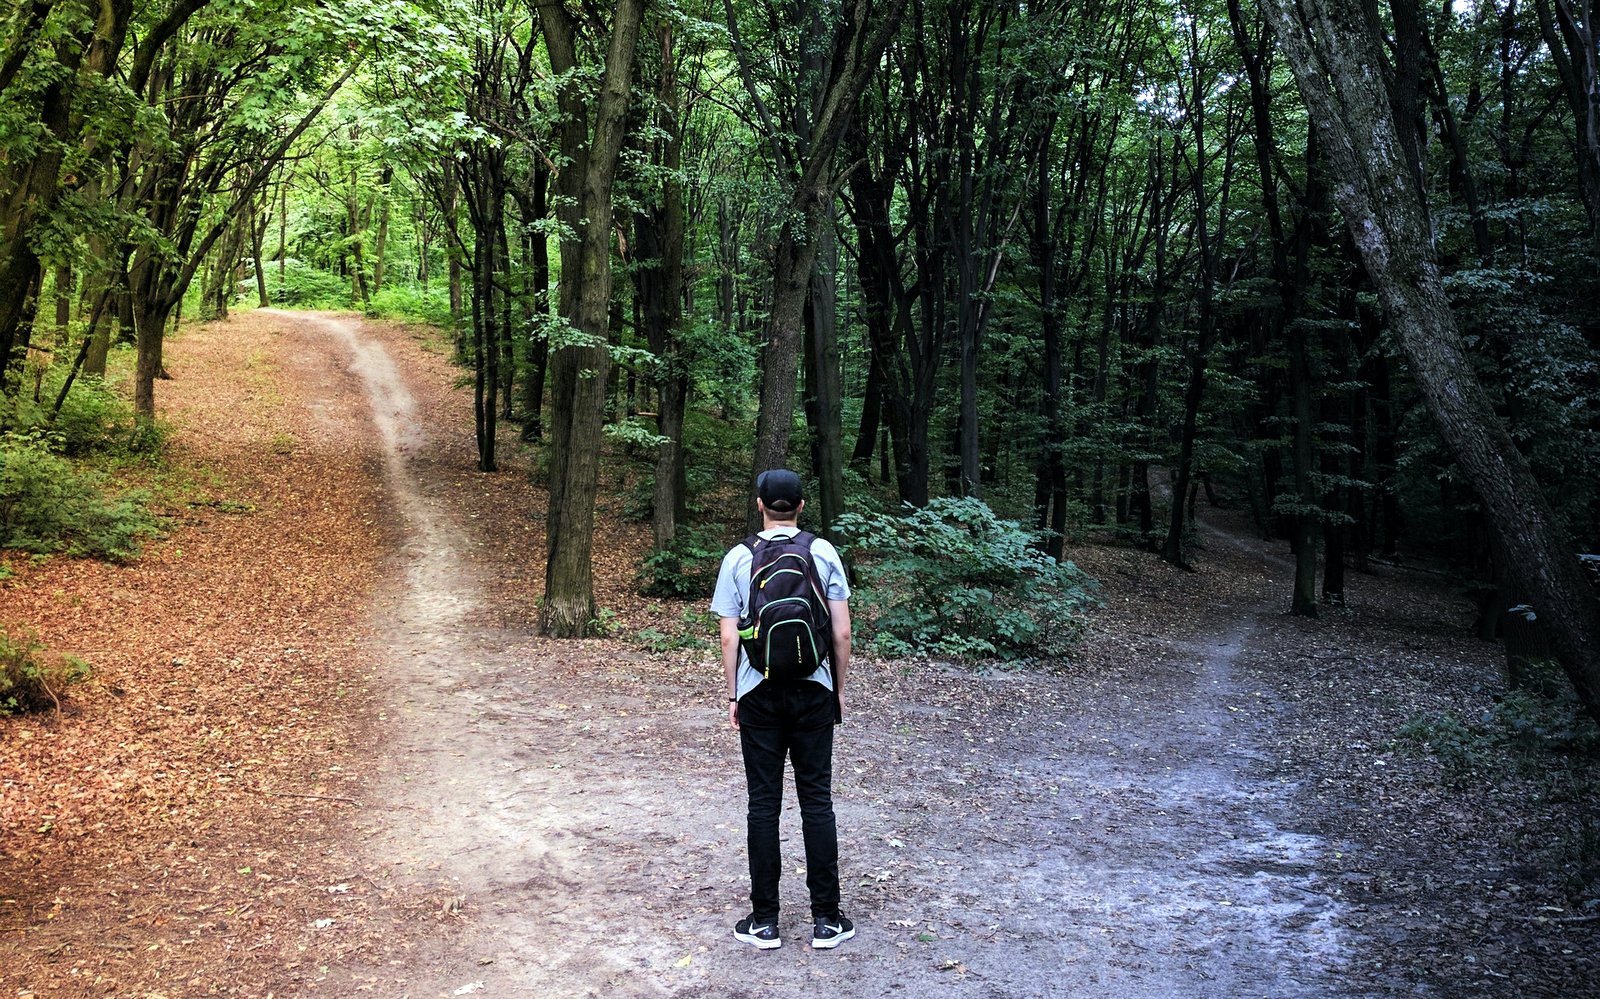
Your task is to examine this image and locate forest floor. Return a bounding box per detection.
[3,310,1597,998]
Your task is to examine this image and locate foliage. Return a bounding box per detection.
[267,260,356,309]
[637,525,727,599]
[367,285,455,327]
[605,417,670,454]
[0,625,91,716]
[1396,691,1600,783]
[2,371,161,460]
[586,606,621,637]
[0,434,161,560]
[634,607,717,654]
[1396,710,1483,782]
[836,497,1099,662]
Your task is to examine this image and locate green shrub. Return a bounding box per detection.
[367,284,455,327]
[1490,689,1600,756]
[1395,693,1600,783]
[836,497,1100,662]
[267,260,352,309]
[1396,710,1482,780]
[0,433,161,560]
[637,525,727,599]
[0,626,91,715]
[635,607,717,654]
[0,372,161,460]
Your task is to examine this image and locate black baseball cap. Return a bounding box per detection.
[756,468,804,512]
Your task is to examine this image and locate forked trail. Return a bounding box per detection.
[284,310,1359,998]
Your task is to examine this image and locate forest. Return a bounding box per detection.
[4,0,1600,663]
[2,0,1599,994]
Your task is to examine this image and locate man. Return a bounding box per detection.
[711,469,854,950]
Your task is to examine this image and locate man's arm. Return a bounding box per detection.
[828,599,851,718]
[721,616,741,729]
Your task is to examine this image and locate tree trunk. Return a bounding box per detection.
[373,164,393,293]
[347,168,371,310]
[1162,20,1230,566]
[249,191,271,307]
[850,349,882,476]
[1535,0,1600,245]
[443,161,465,359]
[1267,0,1600,719]
[1288,313,1320,616]
[634,23,689,550]
[803,198,845,538]
[53,265,72,347]
[520,158,551,441]
[538,0,645,638]
[1030,125,1067,561]
[749,200,825,531]
[278,173,288,290]
[727,0,907,533]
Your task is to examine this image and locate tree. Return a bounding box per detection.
[723,0,906,534]
[1265,0,1600,718]
[537,0,645,637]
[1534,0,1600,244]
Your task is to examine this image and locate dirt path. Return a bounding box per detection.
[260,311,1365,998]
[8,309,1593,997]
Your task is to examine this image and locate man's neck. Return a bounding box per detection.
[762,518,799,533]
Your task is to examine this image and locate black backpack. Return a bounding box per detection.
[738,531,834,684]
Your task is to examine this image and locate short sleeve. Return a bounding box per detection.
[812,538,851,601]
[710,547,746,619]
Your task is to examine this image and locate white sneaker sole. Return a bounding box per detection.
[734,929,781,950]
[811,926,855,949]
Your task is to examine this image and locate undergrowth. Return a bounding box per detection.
[636,525,726,599]
[0,625,91,716]
[836,496,1100,662]
[1395,688,1600,782]
[0,431,162,560]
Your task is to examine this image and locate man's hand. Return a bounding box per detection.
[728,700,739,729]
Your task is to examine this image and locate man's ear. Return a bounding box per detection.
[756,498,767,516]
[796,499,806,515]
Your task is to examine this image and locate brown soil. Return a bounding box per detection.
[3,310,1595,997]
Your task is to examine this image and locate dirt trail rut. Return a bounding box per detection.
[289,312,1369,997]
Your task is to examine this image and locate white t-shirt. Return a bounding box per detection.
[711,527,851,700]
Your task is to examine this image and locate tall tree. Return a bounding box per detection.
[1534,0,1600,244]
[538,0,645,637]
[724,0,906,534]
[1265,0,1600,718]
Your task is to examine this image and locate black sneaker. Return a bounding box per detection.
[811,914,855,949]
[734,914,781,950]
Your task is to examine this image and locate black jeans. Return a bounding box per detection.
[737,680,840,922]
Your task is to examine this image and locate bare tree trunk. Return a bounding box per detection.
[538,0,645,637]
[803,197,845,538]
[373,164,393,293]
[1267,0,1600,719]
[727,0,907,534]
